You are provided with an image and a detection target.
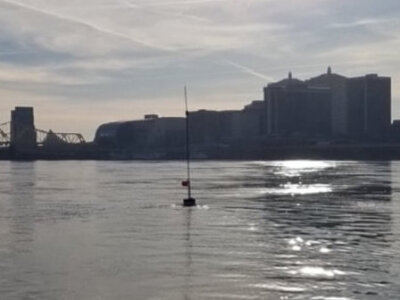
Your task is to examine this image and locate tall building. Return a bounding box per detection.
[307,67,348,136]
[10,107,37,150]
[264,73,332,137]
[307,68,391,140]
[347,74,391,139]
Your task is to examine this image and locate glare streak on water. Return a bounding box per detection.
[0,160,400,299]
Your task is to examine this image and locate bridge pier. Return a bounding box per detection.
[10,107,37,151]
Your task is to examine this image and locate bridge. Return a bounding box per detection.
[0,122,10,147]
[0,121,86,148]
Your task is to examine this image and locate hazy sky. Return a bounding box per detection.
[1,0,400,140]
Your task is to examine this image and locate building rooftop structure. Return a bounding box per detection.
[307,66,347,84]
[268,72,306,88]
[264,72,332,138]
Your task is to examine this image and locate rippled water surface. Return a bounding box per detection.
[1,160,400,299]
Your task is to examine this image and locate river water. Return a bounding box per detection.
[0,160,399,300]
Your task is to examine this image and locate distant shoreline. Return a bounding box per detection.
[2,143,400,161]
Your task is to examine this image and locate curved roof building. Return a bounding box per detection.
[94,117,185,152]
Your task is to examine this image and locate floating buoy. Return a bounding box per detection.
[183,197,196,207]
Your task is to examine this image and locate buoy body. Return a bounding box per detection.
[183,197,196,207]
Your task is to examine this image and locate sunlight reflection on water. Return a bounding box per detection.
[271,160,336,177]
[288,266,346,278]
[262,183,332,195]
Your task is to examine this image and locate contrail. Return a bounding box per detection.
[122,0,211,23]
[0,50,35,56]
[224,59,274,82]
[329,18,394,29]
[137,0,234,7]
[0,0,175,51]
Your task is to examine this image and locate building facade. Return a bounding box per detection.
[307,68,391,140]
[306,67,348,136]
[94,116,185,152]
[347,74,391,139]
[94,68,392,156]
[264,73,332,138]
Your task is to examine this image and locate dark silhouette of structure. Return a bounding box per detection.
[347,74,391,140]
[264,72,332,137]
[92,68,393,159]
[307,68,391,140]
[307,67,348,136]
[1,68,396,160]
[241,100,267,138]
[0,107,96,160]
[95,117,185,158]
[94,101,268,158]
[10,107,37,151]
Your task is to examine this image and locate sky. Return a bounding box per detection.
[1,0,400,140]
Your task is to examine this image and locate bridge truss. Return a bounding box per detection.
[0,121,86,147]
[0,122,10,147]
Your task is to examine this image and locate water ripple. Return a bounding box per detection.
[0,160,399,299]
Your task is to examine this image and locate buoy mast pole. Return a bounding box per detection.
[184,86,192,200]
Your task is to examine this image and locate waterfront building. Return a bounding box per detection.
[307,67,348,136]
[241,100,267,139]
[94,116,185,153]
[147,117,185,150]
[93,69,392,156]
[189,109,241,145]
[94,103,267,157]
[264,72,332,138]
[347,74,391,140]
[307,68,391,140]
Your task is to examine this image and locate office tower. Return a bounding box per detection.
[347,74,391,139]
[264,73,332,137]
[307,67,348,136]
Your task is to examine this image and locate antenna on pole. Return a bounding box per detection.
[182,86,196,207]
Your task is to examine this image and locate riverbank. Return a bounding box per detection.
[2,143,400,160]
